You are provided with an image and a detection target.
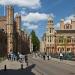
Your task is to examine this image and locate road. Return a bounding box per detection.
[29,56,75,75]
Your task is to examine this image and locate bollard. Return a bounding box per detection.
[21,64,23,70]
[4,65,6,71]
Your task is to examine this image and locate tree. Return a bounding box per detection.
[31,30,40,52]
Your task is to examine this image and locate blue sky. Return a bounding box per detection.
[0,0,75,39]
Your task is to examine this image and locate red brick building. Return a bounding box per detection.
[0,5,30,56]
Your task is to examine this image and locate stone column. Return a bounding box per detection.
[6,5,14,53]
[15,14,21,33]
[15,14,21,53]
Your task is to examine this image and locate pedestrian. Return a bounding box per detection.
[49,55,51,59]
[47,55,49,60]
[17,53,19,61]
[59,52,63,61]
[7,52,11,60]
[19,54,23,63]
[25,55,28,66]
[43,55,45,60]
[11,53,13,61]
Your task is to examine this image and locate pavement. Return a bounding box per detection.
[0,59,41,75]
[0,56,75,75]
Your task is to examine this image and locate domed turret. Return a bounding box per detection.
[48,16,53,21]
[71,16,75,21]
[60,19,64,30]
[47,16,54,26]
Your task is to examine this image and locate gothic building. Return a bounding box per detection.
[0,5,30,56]
[40,16,75,55]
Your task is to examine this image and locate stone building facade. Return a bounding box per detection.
[0,5,30,55]
[40,16,75,55]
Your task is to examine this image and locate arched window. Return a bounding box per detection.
[67,36,71,43]
[50,36,51,42]
[58,48,60,51]
[51,21,53,23]
[50,28,51,33]
[59,36,63,43]
[66,24,69,29]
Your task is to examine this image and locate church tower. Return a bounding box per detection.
[6,5,14,53]
[15,14,21,33]
[46,16,55,54]
[15,14,21,52]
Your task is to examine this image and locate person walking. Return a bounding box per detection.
[47,55,49,60]
[43,55,45,60]
[19,54,23,63]
[7,52,11,60]
[59,52,63,61]
[25,55,28,66]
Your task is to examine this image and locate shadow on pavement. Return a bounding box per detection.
[0,64,36,75]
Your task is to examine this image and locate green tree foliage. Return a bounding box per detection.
[31,30,40,52]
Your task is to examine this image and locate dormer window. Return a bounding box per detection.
[48,20,53,23]
[50,28,51,33]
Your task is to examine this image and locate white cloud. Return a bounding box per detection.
[0,0,41,9]
[14,12,54,23]
[64,14,75,24]
[22,12,49,22]
[28,25,38,29]
[23,22,30,26]
[20,10,27,16]
[23,22,38,30]
[14,12,54,30]
[55,23,60,29]
[55,14,75,29]
[49,13,55,18]
[14,12,19,17]
[56,23,60,27]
